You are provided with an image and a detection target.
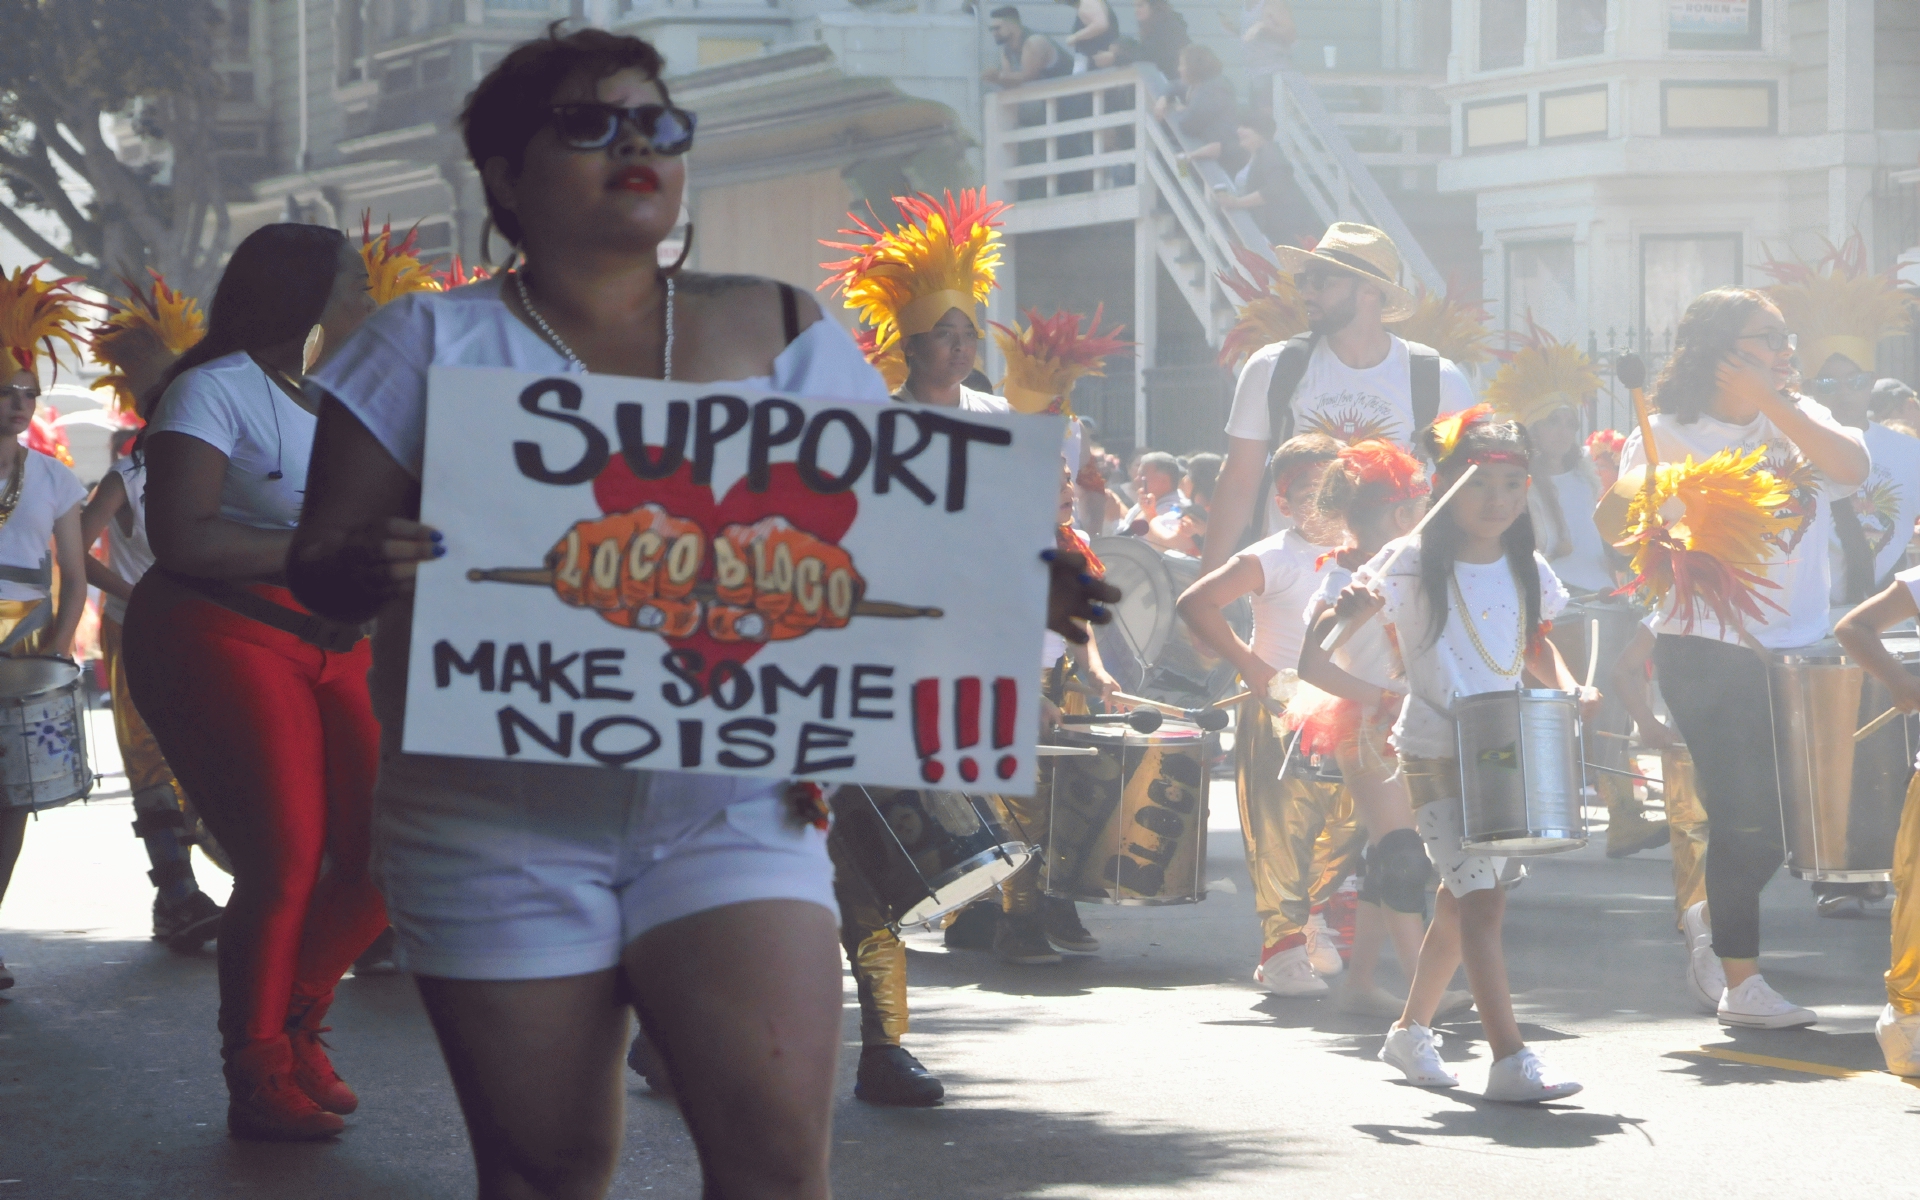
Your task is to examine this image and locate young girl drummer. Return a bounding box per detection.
[1326,408,1591,1101]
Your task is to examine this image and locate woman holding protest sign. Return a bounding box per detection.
[287,25,1116,1199]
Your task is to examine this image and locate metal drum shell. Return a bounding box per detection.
[1455,688,1588,855]
[1042,724,1212,905]
[1089,537,1245,707]
[1767,638,1916,883]
[827,785,1032,929]
[0,656,92,812]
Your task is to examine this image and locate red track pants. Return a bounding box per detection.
[123,574,386,1049]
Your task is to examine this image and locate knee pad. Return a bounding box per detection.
[1363,828,1435,915]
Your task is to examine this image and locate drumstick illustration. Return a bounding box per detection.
[1319,463,1481,653]
[466,567,944,620]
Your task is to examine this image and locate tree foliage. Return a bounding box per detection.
[0,0,231,297]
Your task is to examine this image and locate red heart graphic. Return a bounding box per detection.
[592,457,858,666]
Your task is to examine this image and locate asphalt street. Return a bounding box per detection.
[1,710,1915,1198]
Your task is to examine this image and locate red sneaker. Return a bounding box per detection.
[286,992,359,1115]
[224,1037,346,1141]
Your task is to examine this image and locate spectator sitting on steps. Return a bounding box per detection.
[1211,110,1307,245]
[1156,45,1246,173]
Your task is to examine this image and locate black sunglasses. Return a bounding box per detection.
[1809,371,1875,397]
[547,104,697,155]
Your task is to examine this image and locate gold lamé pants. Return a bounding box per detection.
[0,598,44,654]
[1236,696,1363,947]
[1662,747,1709,930]
[828,822,909,1047]
[998,663,1085,915]
[1887,772,1920,1014]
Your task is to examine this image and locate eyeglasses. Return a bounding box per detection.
[1810,371,1875,397]
[1295,270,1349,294]
[1737,330,1797,353]
[0,385,39,404]
[547,104,697,155]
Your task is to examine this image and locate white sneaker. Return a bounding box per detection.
[1875,1004,1920,1076]
[1717,974,1817,1029]
[1379,1023,1458,1088]
[1484,1048,1582,1102]
[1681,901,1724,1014]
[1255,945,1329,997]
[1304,910,1344,977]
[1336,982,1405,1018]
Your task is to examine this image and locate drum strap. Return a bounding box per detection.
[158,569,369,654]
[0,562,50,588]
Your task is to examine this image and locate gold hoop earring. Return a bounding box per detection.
[302,324,325,374]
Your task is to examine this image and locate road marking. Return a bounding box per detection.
[1679,1046,1920,1088]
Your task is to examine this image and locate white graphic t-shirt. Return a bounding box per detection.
[1225,336,1475,450]
[1829,421,1920,602]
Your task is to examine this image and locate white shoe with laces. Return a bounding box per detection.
[1379,1023,1458,1088]
[1876,1004,1920,1076]
[1304,910,1344,977]
[1483,1048,1581,1102]
[1682,901,1724,1014]
[1255,945,1329,997]
[1717,974,1816,1029]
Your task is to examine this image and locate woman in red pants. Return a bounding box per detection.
[123,223,385,1141]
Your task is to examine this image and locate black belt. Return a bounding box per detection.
[159,569,369,654]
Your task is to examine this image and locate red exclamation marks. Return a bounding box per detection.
[992,677,1018,780]
[912,678,943,783]
[954,677,982,782]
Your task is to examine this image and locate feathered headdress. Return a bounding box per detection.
[0,262,91,380]
[1333,438,1427,502]
[990,304,1132,415]
[90,270,206,414]
[360,213,443,307]
[1759,233,1917,373]
[1426,402,1495,465]
[1484,319,1601,427]
[1216,247,1308,370]
[437,255,491,289]
[819,189,1009,345]
[854,325,908,393]
[1616,447,1795,638]
[1388,284,1495,368]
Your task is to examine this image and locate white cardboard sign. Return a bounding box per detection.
[404,367,1063,795]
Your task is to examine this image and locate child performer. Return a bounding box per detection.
[1327,407,1589,1101]
[1295,439,1452,1016]
[1179,434,1362,995]
[1834,577,1920,1075]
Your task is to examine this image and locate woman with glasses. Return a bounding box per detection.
[284,27,885,1199]
[1618,287,1869,1031]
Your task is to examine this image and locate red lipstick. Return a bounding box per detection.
[612,165,661,195]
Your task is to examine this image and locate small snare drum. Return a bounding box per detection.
[0,656,93,812]
[1455,687,1587,855]
[827,786,1031,929]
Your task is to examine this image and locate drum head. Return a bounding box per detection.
[1089,536,1176,671]
[0,656,79,700]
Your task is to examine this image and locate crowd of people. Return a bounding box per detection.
[1,15,1920,1200]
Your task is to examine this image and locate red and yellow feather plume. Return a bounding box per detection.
[1216,246,1307,370]
[360,213,443,307]
[1484,318,1600,428]
[853,325,908,393]
[1615,447,1795,637]
[90,270,206,414]
[1427,402,1493,464]
[819,189,1009,344]
[0,261,92,380]
[990,304,1132,414]
[1759,234,1916,373]
[437,255,491,289]
[1388,284,1494,368]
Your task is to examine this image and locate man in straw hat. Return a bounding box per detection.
[1203,222,1474,576]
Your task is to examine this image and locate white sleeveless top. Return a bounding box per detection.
[102,456,155,623]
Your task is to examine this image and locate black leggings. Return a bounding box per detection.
[1653,635,1786,959]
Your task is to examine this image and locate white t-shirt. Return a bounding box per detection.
[1620,400,1867,650]
[1367,540,1570,759]
[102,457,155,623]
[146,351,315,530]
[1243,527,1332,672]
[307,278,892,821]
[1225,336,1475,448]
[1536,466,1613,594]
[1830,421,1920,603]
[1309,561,1403,694]
[0,450,86,602]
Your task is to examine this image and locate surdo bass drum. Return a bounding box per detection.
[1043,724,1213,904]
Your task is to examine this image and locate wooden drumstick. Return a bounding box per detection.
[1584,617,1601,691]
[1319,463,1480,653]
[1035,744,1101,757]
[1854,706,1905,743]
[465,567,944,619]
[1213,689,1252,709]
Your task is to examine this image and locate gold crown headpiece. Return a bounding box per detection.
[1759,233,1917,373]
[1484,318,1600,427]
[991,305,1132,415]
[1388,283,1495,367]
[360,212,443,307]
[819,188,1009,344]
[1216,247,1306,370]
[90,270,207,414]
[0,261,92,381]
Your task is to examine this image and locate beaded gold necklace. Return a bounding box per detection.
[1449,570,1524,677]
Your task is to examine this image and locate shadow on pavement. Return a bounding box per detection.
[1354,1096,1650,1151]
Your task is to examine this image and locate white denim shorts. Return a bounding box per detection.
[370,753,834,981]
[1413,799,1506,899]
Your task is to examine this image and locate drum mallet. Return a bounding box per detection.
[1059,707,1165,734]
[1035,744,1102,757]
[1319,463,1480,653]
[1062,683,1227,730]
